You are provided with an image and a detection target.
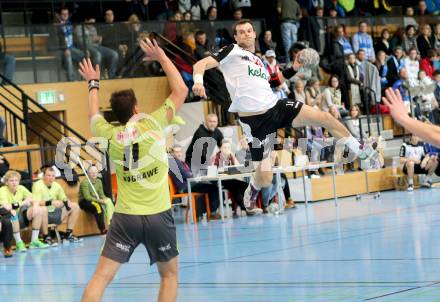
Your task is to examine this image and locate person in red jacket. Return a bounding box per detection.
[420,48,437,79]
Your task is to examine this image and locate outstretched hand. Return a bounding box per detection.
[139,38,167,62]
[78,58,100,82]
[382,88,409,124]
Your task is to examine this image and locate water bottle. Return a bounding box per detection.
[267,203,280,215]
[202,213,207,223]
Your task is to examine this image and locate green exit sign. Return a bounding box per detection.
[37,90,57,105]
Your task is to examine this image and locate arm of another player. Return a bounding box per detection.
[192,56,220,98]
[383,88,440,147]
[140,38,188,112]
[78,58,101,120]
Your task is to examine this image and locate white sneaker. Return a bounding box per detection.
[245,207,263,216]
[407,185,414,192]
[310,174,320,179]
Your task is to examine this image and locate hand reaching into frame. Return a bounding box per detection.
[78,58,100,82]
[139,38,167,63]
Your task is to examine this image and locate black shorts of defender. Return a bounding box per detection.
[403,163,428,175]
[101,209,178,265]
[239,99,303,162]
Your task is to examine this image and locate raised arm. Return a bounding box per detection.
[78,58,101,120]
[192,56,220,98]
[383,88,440,146]
[140,38,188,111]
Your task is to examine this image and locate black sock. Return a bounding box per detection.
[66,229,73,237]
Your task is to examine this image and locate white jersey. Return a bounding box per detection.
[211,44,278,113]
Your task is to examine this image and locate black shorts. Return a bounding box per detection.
[403,163,428,175]
[18,206,30,229]
[239,99,303,161]
[101,209,178,265]
[48,208,63,225]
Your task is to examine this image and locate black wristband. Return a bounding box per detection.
[45,200,52,207]
[282,67,296,79]
[88,79,100,91]
[63,200,71,211]
[12,203,20,210]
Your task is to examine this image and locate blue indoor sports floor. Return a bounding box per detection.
[2,189,440,301]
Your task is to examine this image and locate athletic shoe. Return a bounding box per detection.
[245,206,263,216]
[66,234,83,243]
[407,185,414,192]
[3,248,13,258]
[210,213,222,220]
[285,199,296,209]
[421,181,432,189]
[29,239,50,249]
[44,236,58,247]
[243,183,260,208]
[310,174,320,179]
[15,241,27,253]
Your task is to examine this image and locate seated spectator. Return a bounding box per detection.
[322,75,348,118]
[32,167,82,245]
[417,24,435,59]
[375,50,388,91]
[420,48,437,79]
[345,105,367,140]
[79,165,115,234]
[185,113,223,169]
[390,27,405,51]
[404,47,421,87]
[404,6,418,28]
[74,16,119,79]
[332,24,354,62]
[233,8,243,21]
[206,6,217,20]
[434,24,440,50]
[386,46,405,87]
[0,42,15,83]
[417,0,430,15]
[0,170,50,251]
[403,25,418,54]
[53,7,85,81]
[194,30,213,60]
[400,134,437,190]
[183,11,192,20]
[305,77,323,109]
[352,21,375,62]
[258,30,277,55]
[210,139,262,216]
[0,207,13,257]
[374,29,392,55]
[99,9,129,66]
[0,153,32,191]
[293,79,306,103]
[178,0,201,20]
[345,53,363,107]
[417,70,438,115]
[200,0,216,17]
[169,145,220,219]
[264,50,290,99]
[392,68,411,110]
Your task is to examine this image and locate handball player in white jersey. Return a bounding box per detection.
[192,20,364,213]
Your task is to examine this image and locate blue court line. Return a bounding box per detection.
[363,281,440,300]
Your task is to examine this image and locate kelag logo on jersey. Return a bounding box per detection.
[247,65,269,80]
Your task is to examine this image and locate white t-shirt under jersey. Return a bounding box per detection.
[211,44,278,113]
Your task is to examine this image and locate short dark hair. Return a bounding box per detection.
[427,48,437,58]
[60,6,69,13]
[434,70,440,77]
[232,19,254,35]
[110,89,138,124]
[359,21,368,26]
[328,74,340,88]
[195,30,206,37]
[42,166,55,175]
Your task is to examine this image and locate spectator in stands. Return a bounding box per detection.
[264,50,290,99]
[386,46,405,87]
[125,14,144,56]
[194,30,213,60]
[298,7,321,52]
[400,134,437,191]
[0,43,15,83]
[210,139,260,215]
[32,166,81,245]
[258,30,277,55]
[293,79,306,103]
[345,53,363,107]
[183,11,192,20]
[79,165,115,234]
[178,0,202,20]
[392,68,411,111]
[125,0,150,20]
[169,145,221,219]
[352,21,375,62]
[404,6,418,28]
[375,29,392,56]
[405,47,421,87]
[332,24,353,62]
[315,6,326,55]
[206,6,217,20]
[0,207,13,257]
[231,0,251,16]
[99,9,129,66]
[277,0,302,62]
[305,77,322,109]
[420,48,437,79]
[417,24,435,59]
[185,113,223,169]
[375,50,388,91]
[233,8,243,21]
[201,0,216,18]
[433,24,440,50]
[54,7,85,81]
[0,170,50,251]
[417,0,430,15]
[403,25,418,54]
[74,16,119,79]
[418,70,438,112]
[434,70,440,103]
[322,75,348,118]
[345,105,367,140]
